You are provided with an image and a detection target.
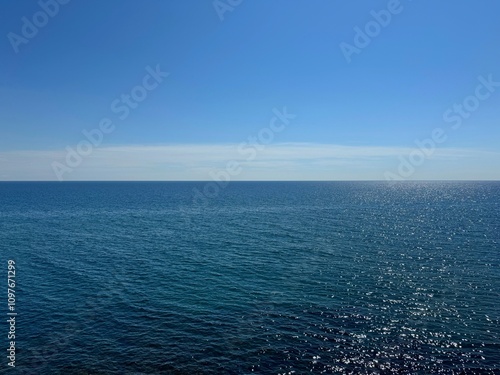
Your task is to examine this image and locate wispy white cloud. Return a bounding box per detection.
[0,143,499,181]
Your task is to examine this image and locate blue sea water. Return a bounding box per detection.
[0,181,499,374]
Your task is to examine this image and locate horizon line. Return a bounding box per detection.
[1,180,499,183]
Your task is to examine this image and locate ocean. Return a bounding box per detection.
[0,181,498,374]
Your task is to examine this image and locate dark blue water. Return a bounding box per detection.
[0,182,499,374]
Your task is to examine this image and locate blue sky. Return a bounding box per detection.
[1,0,499,180]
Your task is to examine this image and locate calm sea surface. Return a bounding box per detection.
[0,182,498,374]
